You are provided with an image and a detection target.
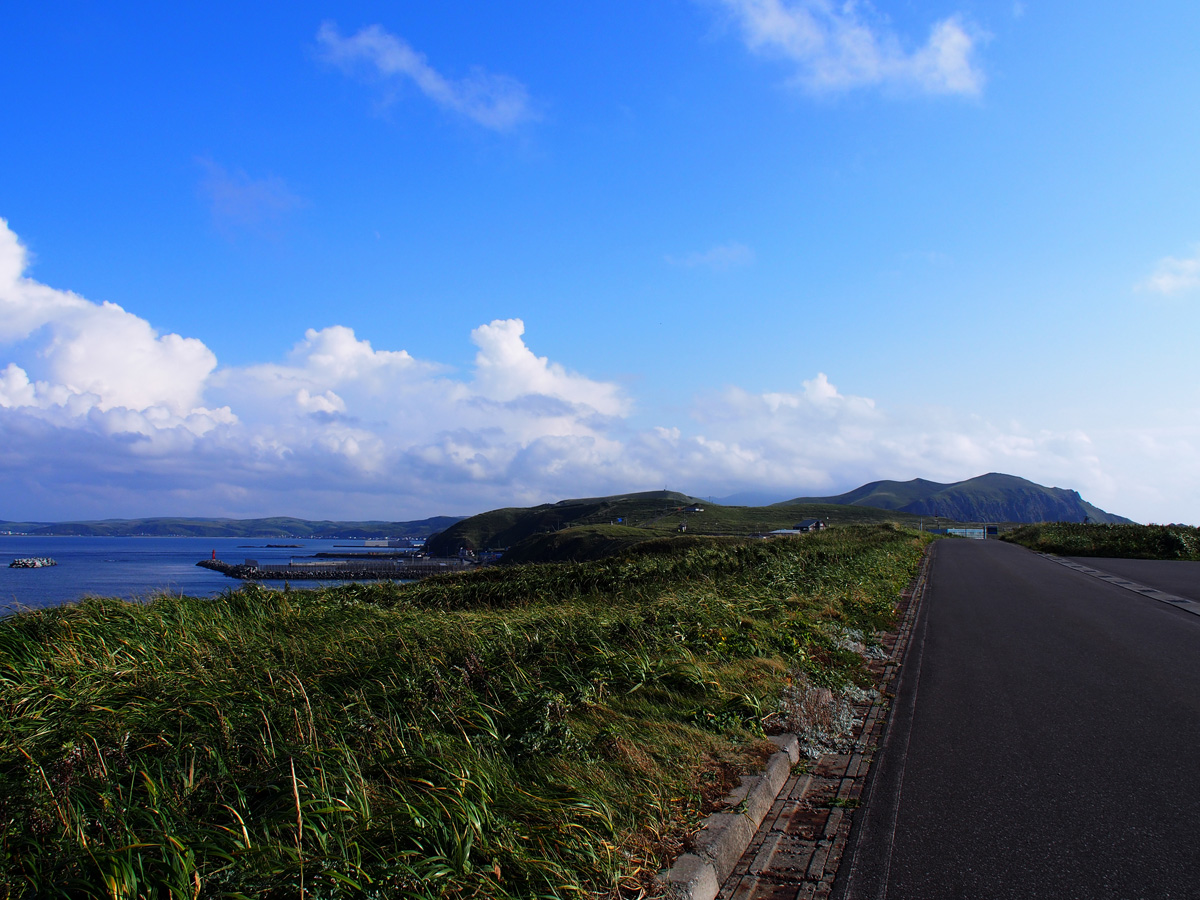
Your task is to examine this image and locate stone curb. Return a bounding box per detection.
[660,735,801,900]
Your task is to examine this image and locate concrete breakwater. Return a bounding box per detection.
[197,557,475,581]
[9,557,57,568]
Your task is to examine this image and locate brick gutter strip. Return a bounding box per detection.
[661,734,802,900]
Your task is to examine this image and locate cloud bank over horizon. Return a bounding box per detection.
[0,218,1188,524]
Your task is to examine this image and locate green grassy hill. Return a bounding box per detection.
[683,502,927,534]
[424,491,928,558]
[782,478,945,511]
[500,525,660,564]
[423,491,697,556]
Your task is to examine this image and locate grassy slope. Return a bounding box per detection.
[426,494,925,556]
[500,525,659,565]
[0,525,929,898]
[1002,522,1200,559]
[779,478,945,510]
[680,503,925,533]
[423,493,698,556]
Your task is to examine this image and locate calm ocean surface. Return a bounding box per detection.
[0,536,389,614]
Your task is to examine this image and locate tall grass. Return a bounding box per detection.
[0,525,927,898]
[1002,522,1200,560]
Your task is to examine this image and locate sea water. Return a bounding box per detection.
[0,536,391,614]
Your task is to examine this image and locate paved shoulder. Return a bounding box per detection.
[1064,556,1200,604]
[841,539,1200,900]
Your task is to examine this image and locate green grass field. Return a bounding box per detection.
[1002,522,1200,559]
[0,525,928,898]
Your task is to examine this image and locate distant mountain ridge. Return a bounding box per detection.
[778,473,1132,524]
[12,474,1126,542]
[0,516,463,539]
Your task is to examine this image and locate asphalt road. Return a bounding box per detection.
[839,539,1200,900]
[1065,556,1200,603]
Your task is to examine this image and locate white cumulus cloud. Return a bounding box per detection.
[469,319,628,416]
[0,218,220,417]
[316,22,536,131]
[712,0,985,96]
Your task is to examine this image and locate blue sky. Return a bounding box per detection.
[2,1,1198,523]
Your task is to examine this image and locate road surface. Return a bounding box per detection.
[840,539,1200,900]
[1065,556,1200,603]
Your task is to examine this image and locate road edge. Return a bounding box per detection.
[657,543,935,900]
[829,542,934,900]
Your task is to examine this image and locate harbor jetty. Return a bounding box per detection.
[9,557,57,568]
[197,556,475,581]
